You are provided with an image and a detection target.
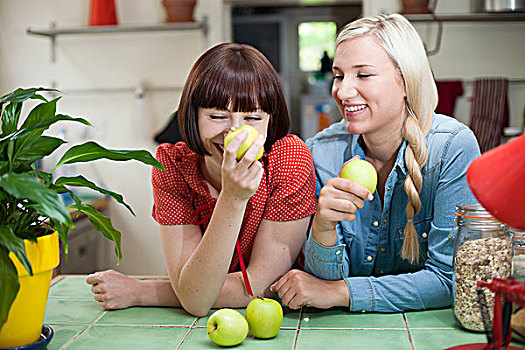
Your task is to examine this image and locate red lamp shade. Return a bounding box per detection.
[466,133,525,230]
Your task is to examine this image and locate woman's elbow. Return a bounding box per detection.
[181,301,212,317]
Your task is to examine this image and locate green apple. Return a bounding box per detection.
[340,159,378,194]
[224,125,264,161]
[245,297,283,339]
[207,308,249,346]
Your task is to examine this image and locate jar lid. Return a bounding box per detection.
[454,203,495,219]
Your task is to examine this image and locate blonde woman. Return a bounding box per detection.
[271,14,480,312]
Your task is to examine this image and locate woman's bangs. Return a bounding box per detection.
[194,66,273,113]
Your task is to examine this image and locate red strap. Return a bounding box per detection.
[190,203,215,225]
[236,239,253,296]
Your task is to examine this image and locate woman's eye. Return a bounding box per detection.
[245,116,262,121]
[333,74,343,80]
[210,115,227,119]
[357,74,372,78]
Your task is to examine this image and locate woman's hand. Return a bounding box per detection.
[86,270,139,310]
[221,130,265,202]
[270,269,349,310]
[312,157,372,246]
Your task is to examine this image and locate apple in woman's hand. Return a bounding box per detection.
[224,125,264,161]
[245,297,283,339]
[207,309,249,346]
[340,159,378,194]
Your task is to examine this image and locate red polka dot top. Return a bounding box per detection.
[151,134,317,273]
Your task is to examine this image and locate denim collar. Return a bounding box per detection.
[351,134,408,176]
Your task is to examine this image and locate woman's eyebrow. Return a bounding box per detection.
[333,64,375,70]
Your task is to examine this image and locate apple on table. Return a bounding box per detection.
[245,297,283,339]
[207,308,249,347]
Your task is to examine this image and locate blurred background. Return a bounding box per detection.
[0,0,523,276]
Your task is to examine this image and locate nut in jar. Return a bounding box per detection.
[451,204,511,332]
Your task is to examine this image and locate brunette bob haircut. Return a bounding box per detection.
[177,43,290,156]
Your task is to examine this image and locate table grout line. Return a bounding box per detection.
[403,313,415,350]
[86,323,197,328]
[298,327,409,330]
[59,310,107,349]
[292,307,306,350]
[176,317,199,350]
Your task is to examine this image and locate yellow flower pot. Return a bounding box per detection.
[0,231,59,348]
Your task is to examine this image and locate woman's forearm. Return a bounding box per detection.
[175,194,248,315]
[311,215,338,247]
[134,272,267,310]
[135,280,181,307]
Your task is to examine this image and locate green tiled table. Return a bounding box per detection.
[43,276,524,349]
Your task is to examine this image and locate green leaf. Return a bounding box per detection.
[0,161,7,174]
[6,140,14,163]
[55,175,135,216]
[74,204,122,263]
[0,247,19,328]
[0,226,32,275]
[54,141,165,171]
[0,114,91,145]
[50,219,70,259]
[15,136,65,164]
[12,99,60,157]
[33,169,53,184]
[20,98,58,130]
[0,87,56,105]
[1,102,22,136]
[0,173,73,227]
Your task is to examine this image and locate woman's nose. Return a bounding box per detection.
[335,78,358,101]
[229,118,243,131]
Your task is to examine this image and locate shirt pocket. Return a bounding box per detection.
[396,218,432,269]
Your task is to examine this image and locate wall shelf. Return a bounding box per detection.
[26,19,208,62]
[402,12,525,56]
[404,12,525,22]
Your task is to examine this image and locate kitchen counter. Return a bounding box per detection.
[44,275,523,349]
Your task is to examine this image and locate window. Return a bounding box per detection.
[298,22,337,72]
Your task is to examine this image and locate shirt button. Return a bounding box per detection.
[387,186,391,191]
[366,256,373,262]
[380,248,385,252]
[383,219,387,223]
[335,250,341,255]
[422,232,428,238]
[373,221,379,227]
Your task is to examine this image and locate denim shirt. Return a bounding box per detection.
[304,113,481,312]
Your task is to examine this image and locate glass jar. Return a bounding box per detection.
[512,229,525,281]
[452,204,511,332]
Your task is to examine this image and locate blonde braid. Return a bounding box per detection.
[401,104,428,264]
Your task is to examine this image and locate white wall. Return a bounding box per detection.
[364,0,525,129]
[0,0,227,275]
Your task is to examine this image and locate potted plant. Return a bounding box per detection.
[0,87,164,348]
